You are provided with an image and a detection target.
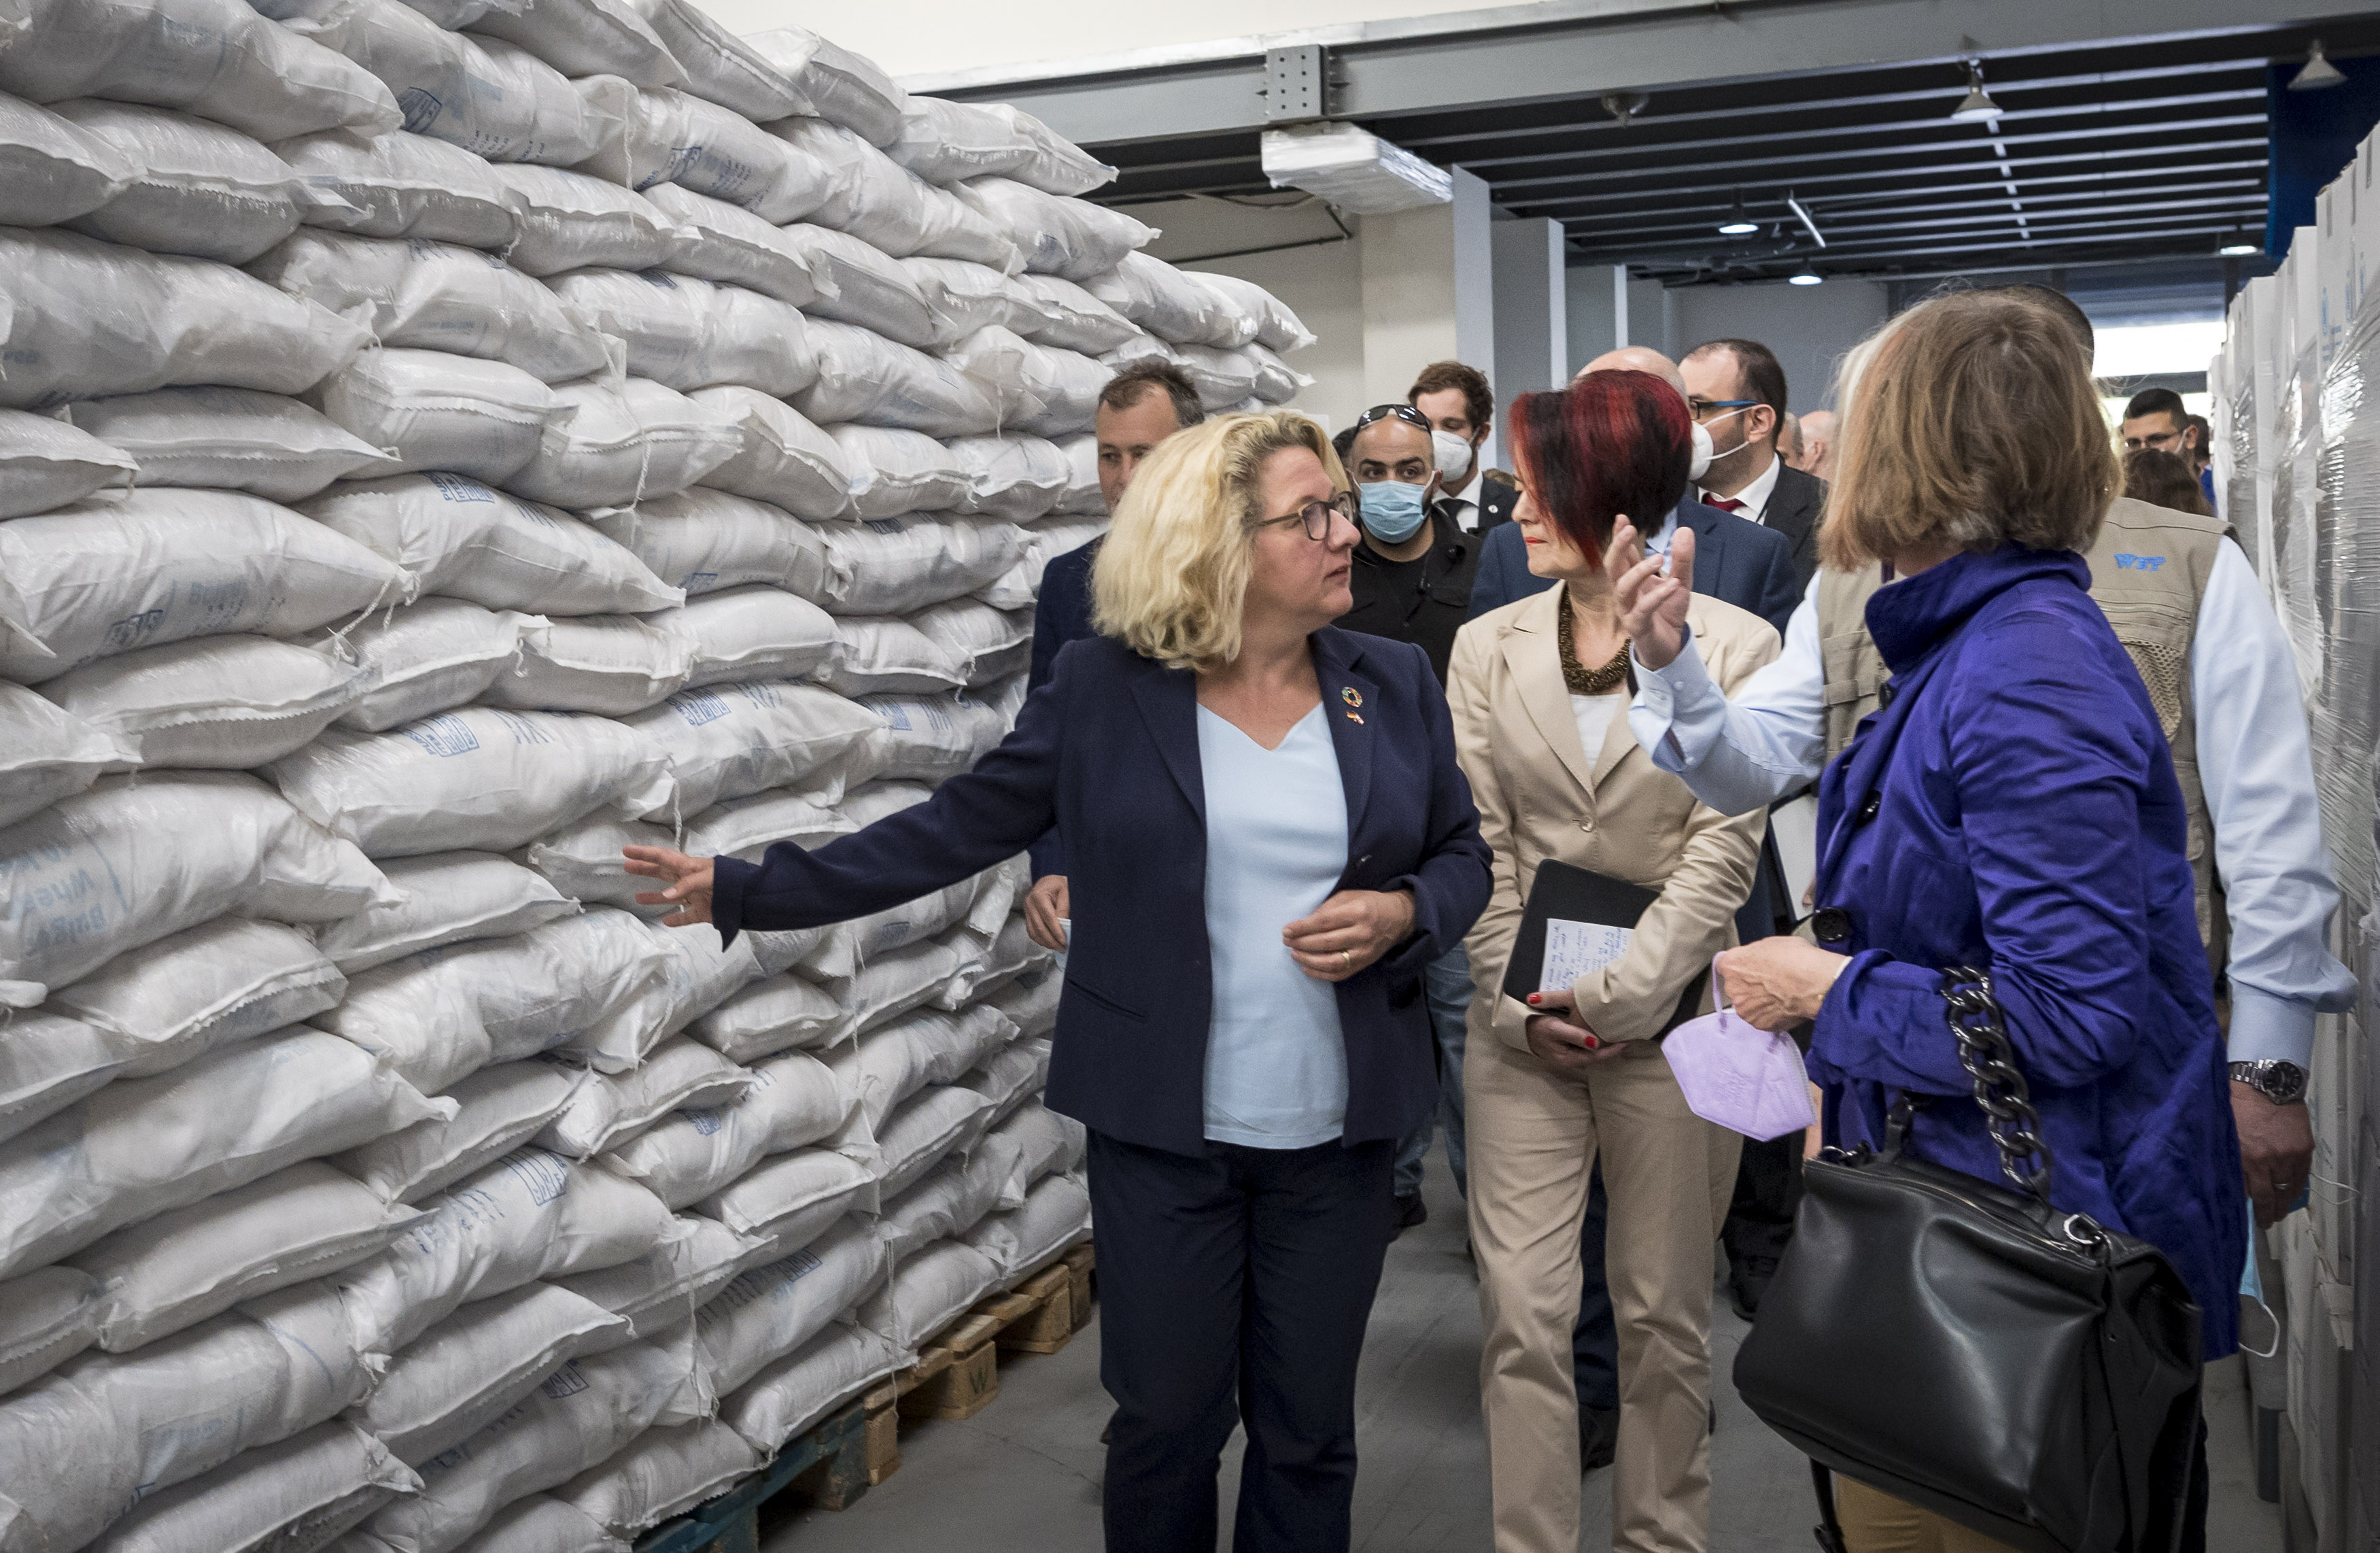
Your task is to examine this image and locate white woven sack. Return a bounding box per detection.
[504,377,738,509]
[252,231,611,385]
[878,1148,1007,1264]
[268,706,672,859]
[810,513,1024,614]
[959,178,1153,282]
[84,1420,419,1553]
[337,1059,585,1205]
[777,118,1019,273]
[901,256,1054,348]
[830,1006,1014,1134]
[640,183,827,309]
[1177,273,1261,350]
[660,586,840,689]
[58,386,394,500]
[468,0,683,90]
[0,227,371,411]
[0,408,136,519]
[608,1049,851,1209]
[1012,273,1141,354]
[0,771,394,997]
[46,917,345,1079]
[590,488,831,597]
[986,1102,1089,1206]
[739,27,908,148]
[304,474,683,616]
[718,1321,903,1457]
[623,0,803,118]
[873,1085,997,1202]
[0,1029,446,1281]
[40,636,372,770]
[906,598,1033,687]
[316,907,672,1095]
[819,618,965,699]
[283,0,601,168]
[555,1212,763,1339]
[855,1238,1000,1353]
[451,1494,627,1553]
[1198,271,1314,352]
[682,390,852,522]
[547,268,816,396]
[964,1171,1092,1281]
[987,973,1060,1040]
[0,1265,102,1403]
[794,319,999,437]
[573,78,824,224]
[821,424,965,519]
[1085,252,1233,347]
[562,923,763,1077]
[0,490,409,685]
[1003,107,1116,198]
[515,814,674,917]
[492,164,685,276]
[336,1150,674,1355]
[774,224,937,348]
[538,1039,749,1159]
[70,1161,421,1353]
[277,129,519,250]
[698,1148,876,1246]
[685,976,846,1063]
[313,347,566,484]
[1249,341,1314,404]
[358,1282,627,1466]
[0,0,402,142]
[350,1337,702,1553]
[1171,341,1264,410]
[683,785,852,865]
[1054,432,1103,512]
[944,434,1069,522]
[317,850,576,974]
[483,614,694,715]
[0,684,131,828]
[623,679,876,816]
[0,92,137,228]
[314,600,533,733]
[882,97,1037,186]
[0,1015,121,1154]
[860,689,1011,781]
[52,101,309,265]
[693,1218,889,1397]
[0,1282,373,1553]
[957,1034,1052,1125]
[558,1419,759,1538]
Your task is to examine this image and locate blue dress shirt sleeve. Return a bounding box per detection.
[1627,570,1828,816]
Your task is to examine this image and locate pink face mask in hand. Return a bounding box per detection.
[1661,956,1817,1141]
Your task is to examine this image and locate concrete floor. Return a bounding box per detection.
[773,1161,2283,1552]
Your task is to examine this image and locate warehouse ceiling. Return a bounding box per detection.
[1079,15,2380,285]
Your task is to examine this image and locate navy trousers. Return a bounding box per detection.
[1088,1129,1396,1553]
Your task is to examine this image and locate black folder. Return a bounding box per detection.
[1499,859,1707,1034]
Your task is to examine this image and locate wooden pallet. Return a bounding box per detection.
[632,1398,870,1553]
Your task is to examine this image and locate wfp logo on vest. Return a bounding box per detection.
[2115,553,2167,571]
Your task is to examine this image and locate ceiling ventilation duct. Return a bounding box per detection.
[1261,124,1453,214]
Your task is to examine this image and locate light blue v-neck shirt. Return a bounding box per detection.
[1195,702,1350,1148]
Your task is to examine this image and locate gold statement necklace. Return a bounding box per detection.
[1558,587,1634,696]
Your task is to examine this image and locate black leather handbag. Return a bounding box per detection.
[1733,968,2205,1553]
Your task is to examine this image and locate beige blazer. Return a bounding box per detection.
[1447,585,1780,1053]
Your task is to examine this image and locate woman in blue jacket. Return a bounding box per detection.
[625,411,1492,1553]
[1630,291,2242,1551]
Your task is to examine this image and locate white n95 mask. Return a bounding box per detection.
[1430,430,1474,483]
[1689,421,1714,481]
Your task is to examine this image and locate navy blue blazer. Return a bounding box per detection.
[1024,538,1099,878]
[1464,494,1799,636]
[712,628,1494,1158]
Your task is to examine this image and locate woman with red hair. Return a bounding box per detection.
[1447,370,1781,1553]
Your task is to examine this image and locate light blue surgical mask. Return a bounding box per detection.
[1358,479,1430,543]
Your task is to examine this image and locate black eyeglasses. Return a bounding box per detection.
[1353,403,1434,432]
[1256,491,1359,541]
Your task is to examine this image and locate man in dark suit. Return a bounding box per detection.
[1681,338,1825,591]
[1408,360,1518,539]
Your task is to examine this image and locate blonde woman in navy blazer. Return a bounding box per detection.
[626,411,1492,1553]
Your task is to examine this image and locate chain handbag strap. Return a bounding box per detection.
[1939,966,2056,1201]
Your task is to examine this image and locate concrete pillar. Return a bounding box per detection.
[1358,168,1494,409]
[1491,217,1567,405]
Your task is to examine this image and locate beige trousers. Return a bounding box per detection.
[1833,1478,2026,1553]
[1466,1029,1742,1553]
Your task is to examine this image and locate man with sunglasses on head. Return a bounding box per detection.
[1334,401,1485,1232]
[1680,338,1824,590]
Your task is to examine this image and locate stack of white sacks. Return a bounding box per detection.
[0,0,1313,1547]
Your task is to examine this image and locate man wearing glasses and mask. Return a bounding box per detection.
[1680,338,1824,590]
[1334,401,1483,1231]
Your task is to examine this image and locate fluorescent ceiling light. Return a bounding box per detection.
[1951,61,2002,122]
[2290,39,2347,90]
[1260,124,1452,214]
[2216,229,2260,257]
[1717,192,1759,236]
[1789,263,1823,286]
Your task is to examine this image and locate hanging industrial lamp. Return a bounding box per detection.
[2290,39,2347,90]
[1950,60,2003,122]
[1717,191,1759,236]
[1789,262,1823,287]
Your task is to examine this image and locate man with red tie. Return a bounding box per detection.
[1680,338,1825,591]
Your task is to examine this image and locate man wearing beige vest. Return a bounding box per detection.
[1623,382,2351,1234]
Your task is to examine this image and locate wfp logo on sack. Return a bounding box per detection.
[2115,553,2167,571]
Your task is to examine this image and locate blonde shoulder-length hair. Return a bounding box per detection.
[1090,409,1348,672]
[1819,288,2119,570]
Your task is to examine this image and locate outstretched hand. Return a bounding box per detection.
[1604,519,1695,671]
[623,845,717,927]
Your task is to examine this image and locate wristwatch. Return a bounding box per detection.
[2228,1060,2309,1106]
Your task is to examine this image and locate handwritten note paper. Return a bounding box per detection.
[1540,919,1633,993]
